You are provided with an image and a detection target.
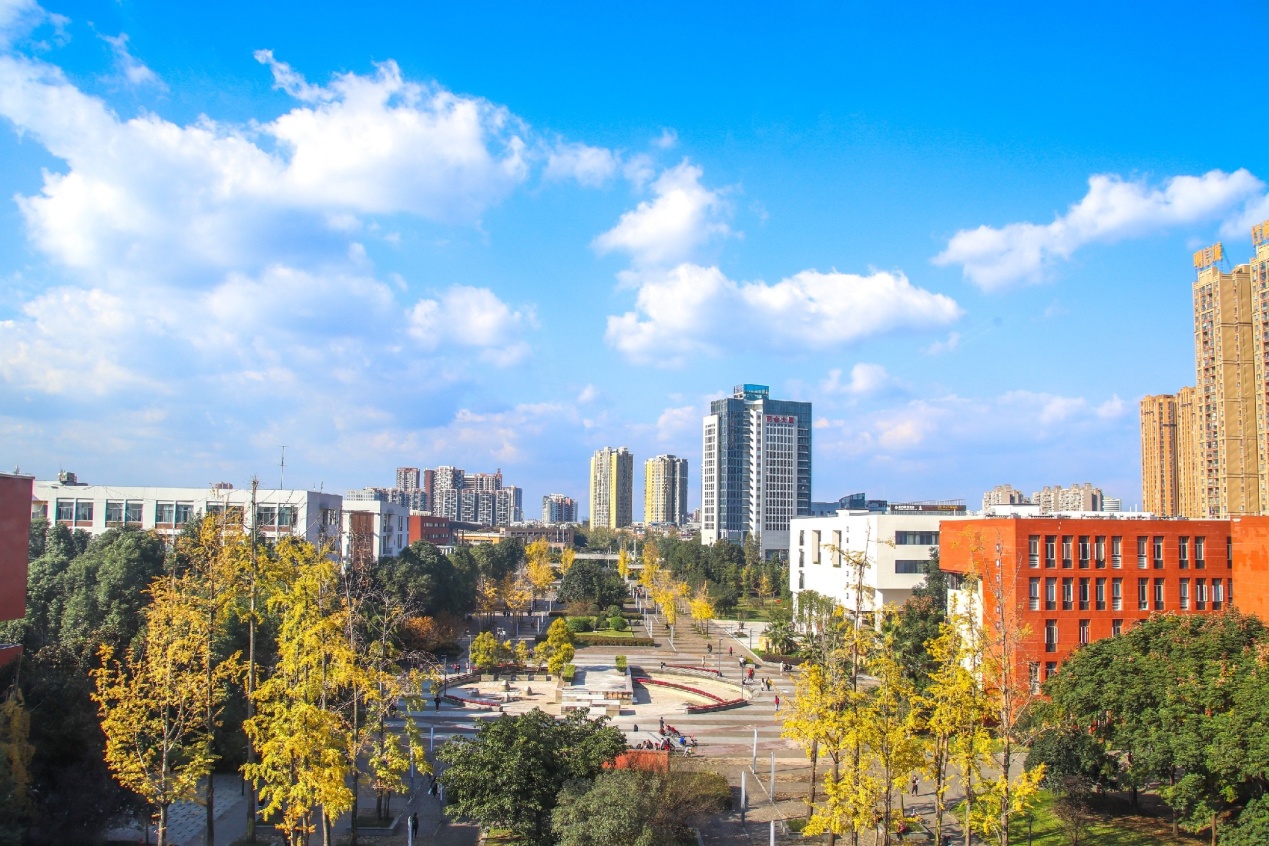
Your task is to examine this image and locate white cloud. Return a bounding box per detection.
[656,405,697,442]
[654,128,678,149]
[592,161,732,265]
[605,263,962,367]
[99,33,164,89]
[924,331,960,356]
[0,48,537,285]
[821,364,892,397]
[408,285,536,365]
[577,384,599,403]
[544,141,617,187]
[934,170,1265,291]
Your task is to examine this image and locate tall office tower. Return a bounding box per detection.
[1140,394,1179,516]
[589,446,634,529]
[422,469,435,505]
[1249,221,1269,509]
[433,466,464,494]
[644,455,689,525]
[542,494,578,524]
[701,383,812,559]
[1193,241,1260,517]
[396,467,421,490]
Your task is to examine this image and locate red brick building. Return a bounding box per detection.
[939,516,1233,684]
[409,514,453,547]
[0,473,33,667]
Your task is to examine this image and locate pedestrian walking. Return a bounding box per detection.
[773,695,781,712]
[434,696,441,711]
[911,775,919,795]
[429,780,438,796]
[633,723,639,733]
[707,643,712,654]
[747,667,754,681]
[738,657,745,669]
[728,646,733,657]
[659,716,665,733]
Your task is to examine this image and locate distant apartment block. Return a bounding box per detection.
[644,454,688,526]
[396,466,421,491]
[590,446,633,529]
[1032,483,1104,514]
[416,466,520,526]
[982,484,1030,511]
[542,494,578,524]
[1140,394,1180,516]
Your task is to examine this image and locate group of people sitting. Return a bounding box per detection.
[632,734,698,751]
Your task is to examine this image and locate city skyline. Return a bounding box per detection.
[2,1,1268,518]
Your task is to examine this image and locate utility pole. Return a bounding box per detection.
[278,446,286,490]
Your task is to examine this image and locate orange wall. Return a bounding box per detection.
[1231,516,1269,621]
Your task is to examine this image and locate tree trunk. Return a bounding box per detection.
[157,803,168,846]
[205,773,215,846]
[808,740,819,818]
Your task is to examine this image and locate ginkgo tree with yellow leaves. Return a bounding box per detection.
[93,571,242,846]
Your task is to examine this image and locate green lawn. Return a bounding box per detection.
[1010,792,1202,845]
[580,629,636,639]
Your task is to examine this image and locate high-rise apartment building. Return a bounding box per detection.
[589,446,634,529]
[1249,223,1269,509]
[1177,385,1202,517]
[542,494,578,524]
[1140,395,1179,516]
[434,466,464,494]
[1193,240,1261,517]
[1032,483,1103,514]
[701,383,812,559]
[396,467,421,490]
[982,484,1030,511]
[645,454,688,526]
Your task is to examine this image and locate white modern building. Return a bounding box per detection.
[31,476,343,548]
[789,503,966,615]
[342,499,410,566]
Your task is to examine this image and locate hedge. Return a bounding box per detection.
[574,635,656,648]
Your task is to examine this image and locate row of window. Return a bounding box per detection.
[1026,534,1227,570]
[48,499,301,528]
[1030,576,1229,614]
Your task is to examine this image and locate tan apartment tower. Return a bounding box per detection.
[1249,221,1269,509]
[589,446,633,529]
[1176,385,1202,517]
[1193,240,1261,517]
[1140,394,1179,515]
[644,454,688,525]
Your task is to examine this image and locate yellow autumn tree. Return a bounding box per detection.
[689,583,715,634]
[475,575,501,621]
[94,573,239,846]
[543,618,576,676]
[616,547,630,581]
[502,573,532,622]
[868,622,926,845]
[244,539,358,845]
[558,547,576,575]
[525,539,555,612]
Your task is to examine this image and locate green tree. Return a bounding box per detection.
[438,709,626,846]
[556,560,627,610]
[0,689,34,846]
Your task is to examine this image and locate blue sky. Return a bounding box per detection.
[2,0,1268,518]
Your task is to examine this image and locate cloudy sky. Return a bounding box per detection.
[2,0,1267,517]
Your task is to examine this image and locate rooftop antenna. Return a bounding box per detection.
[279,446,286,490]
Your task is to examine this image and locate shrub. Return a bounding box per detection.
[606,605,623,618]
[615,655,627,672]
[566,616,593,633]
[562,663,576,682]
[609,616,628,631]
[593,616,610,631]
